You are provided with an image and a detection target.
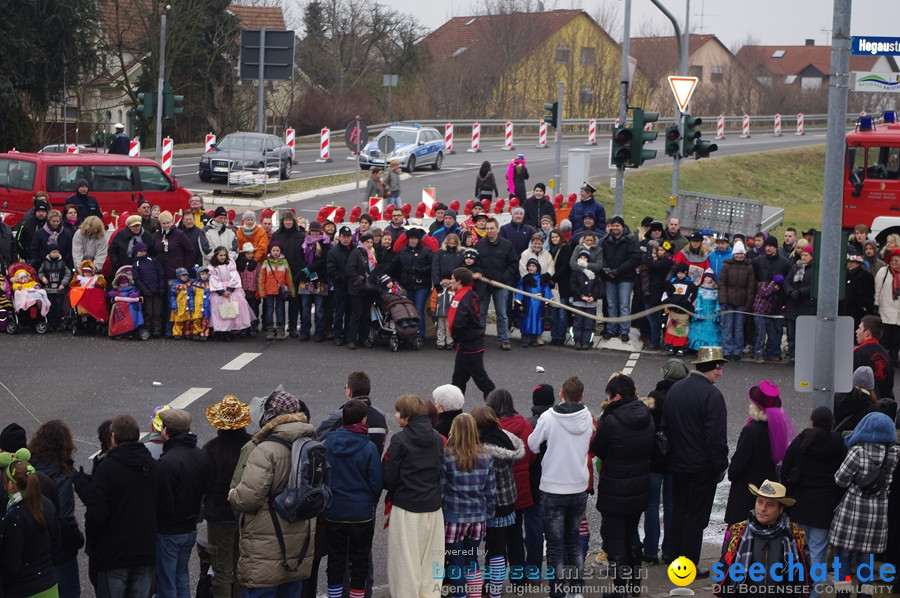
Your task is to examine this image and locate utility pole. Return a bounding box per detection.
[813,0,851,410]
[554,81,563,191]
[613,0,631,218]
[154,7,170,162]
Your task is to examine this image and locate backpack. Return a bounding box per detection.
[264,436,332,522]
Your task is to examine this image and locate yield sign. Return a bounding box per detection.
[668,76,699,112]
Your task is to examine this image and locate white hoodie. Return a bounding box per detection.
[528,402,594,494]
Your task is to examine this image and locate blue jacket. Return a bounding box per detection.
[708,247,733,280]
[132,254,166,295]
[568,197,606,235]
[324,426,383,522]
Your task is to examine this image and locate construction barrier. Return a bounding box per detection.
[444,123,454,154]
[796,113,804,136]
[537,120,547,148]
[205,133,216,153]
[741,114,751,138]
[716,115,725,140]
[129,140,140,158]
[774,113,782,137]
[586,118,597,146]
[285,128,295,160]
[503,121,514,151]
[67,144,78,154]
[317,128,332,163]
[468,122,481,153]
[161,137,173,175]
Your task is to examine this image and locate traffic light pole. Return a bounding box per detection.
[813,0,851,410]
[613,0,631,218]
[554,82,563,192]
[154,10,167,162]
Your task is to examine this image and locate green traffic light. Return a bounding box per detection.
[136,92,155,119]
[612,126,632,166]
[543,102,559,129]
[665,126,681,157]
[682,115,701,157]
[631,108,658,167]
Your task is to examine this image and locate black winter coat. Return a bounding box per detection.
[781,428,847,529]
[30,223,74,270]
[271,222,306,284]
[833,389,878,433]
[569,270,603,301]
[346,246,373,296]
[158,433,213,535]
[132,255,166,295]
[109,227,154,274]
[14,209,46,262]
[67,191,102,223]
[591,396,655,516]
[393,244,433,291]
[383,414,443,512]
[203,428,252,522]
[432,247,464,287]
[600,228,641,282]
[326,241,354,290]
[475,235,518,283]
[646,379,676,473]
[784,262,815,319]
[0,221,19,270]
[752,252,791,284]
[642,255,674,302]
[0,496,61,598]
[153,227,196,279]
[500,221,535,258]
[521,196,556,230]
[839,266,875,326]
[450,286,485,352]
[551,243,574,299]
[662,371,729,475]
[724,419,777,524]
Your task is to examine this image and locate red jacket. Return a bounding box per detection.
[499,414,536,510]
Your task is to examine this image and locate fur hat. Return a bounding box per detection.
[432,384,465,411]
[206,395,251,430]
[532,384,555,406]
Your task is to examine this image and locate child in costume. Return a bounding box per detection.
[688,269,721,350]
[0,275,12,331]
[190,266,211,341]
[108,269,144,336]
[515,257,553,347]
[662,263,697,356]
[69,260,107,329]
[169,267,194,340]
[236,242,260,338]
[11,265,50,317]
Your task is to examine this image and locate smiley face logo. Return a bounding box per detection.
[667,556,697,586]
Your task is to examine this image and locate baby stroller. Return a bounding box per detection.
[66,260,108,335]
[372,276,420,352]
[108,265,150,341]
[7,262,50,334]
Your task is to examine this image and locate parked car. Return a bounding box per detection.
[39,144,101,153]
[358,123,445,173]
[198,132,292,182]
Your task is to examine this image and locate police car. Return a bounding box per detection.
[358,123,445,173]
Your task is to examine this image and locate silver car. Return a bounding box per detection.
[199,132,292,181]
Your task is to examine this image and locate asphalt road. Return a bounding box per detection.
[0,323,865,596]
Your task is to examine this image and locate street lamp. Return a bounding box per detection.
[154,4,171,161]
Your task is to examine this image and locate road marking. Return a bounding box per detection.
[221,352,262,371]
[622,352,642,375]
[169,386,213,409]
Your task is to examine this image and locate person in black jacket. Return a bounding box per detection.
[326,226,355,346]
[316,370,389,457]
[600,217,642,342]
[156,409,213,598]
[391,228,432,346]
[641,241,675,350]
[781,406,847,597]
[67,179,103,223]
[590,374,655,597]
[783,246,815,364]
[85,413,174,598]
[475,218,518,350]
[854,315,894,400]
[345,233,376,350]
[833,366,879,433]
[841,253,876,330]
[203,396,253,598]
[432,234,463,290]
[271,210,307,337]
[15,194,50,263]
[449,266,496,398]
[297,220,330,342]
[521,183,556,230]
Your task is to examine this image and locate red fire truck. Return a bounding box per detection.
[846,112,900,243]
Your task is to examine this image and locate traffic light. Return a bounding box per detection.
[631,109,658,167]
[694,138,718,158]
[543,102,559,129]
[665,126,681,157]
[611,125,632,167]
[136,91,155,119]
[682,115,701,157]
[162,82,184,119]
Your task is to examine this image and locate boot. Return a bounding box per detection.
[602,556,627,598]
[266,327,275,341]
[275,327,285,340]
[627,547,643,597]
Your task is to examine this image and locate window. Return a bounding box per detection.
[0,159,36,191]
[711,65,723,82]
[801,77,822,90]
[688,65,703,78]
[579,86,593,105]
[48,165,88,192]
[555,45,571,63]
[90,165,135,192]
[580,47,596,66]
[137,165,173,191]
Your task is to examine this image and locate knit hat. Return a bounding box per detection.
[701,268,716,283]
[578,249,591,260]
[206,395,252,430]
[673,262,690,274]
[582,213,595,222]
[76,178,89,189]
[242,210,255,221]
[159,408,192,436]
[432,384,465,411]
[801,245,814,257]
[749,380,782,409]
[609,215,625,226]
[810,406,834,430]
[359,232,374,243]
[765,235,779,248]
[853,365,875,391]
[532,384,556,406]
[268,240,283,252]
[444,209,457,219]
[661,358,689,382]
[33,199,50,212]
[511,206,525,216]
[260,390,308,426]
[214,206,227,218]
[46,243,59,254]
[733,233,746,243]
[541,214,554,224]
[462,248,478,260]
[137,198,150,208]
[241,242,255,253]
[533,182,546,192]
[175,268,189,278]
[308,220,323,232]
[0,423,27,452]
[641,216,654,228]
[125,215,142,227]
[772,274,785,286]
[732,241,746,255]
[133,242,148,253]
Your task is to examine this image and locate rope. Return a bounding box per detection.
[0,379,43,425]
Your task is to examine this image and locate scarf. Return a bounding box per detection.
[126,229,143,259]
[42,222,60,246]
[735,512,802,575]
[6,491,23,512]
[892,265,900,300]
[302,232,330,264]
[242,224,256,236]
[365,246,376,271]
[344,422,369,435]
[793,263,807,284]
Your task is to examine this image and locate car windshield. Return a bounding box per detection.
[376,130,418,145]
[217,136,264,152]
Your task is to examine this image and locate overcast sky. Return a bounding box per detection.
[403,0,897,52]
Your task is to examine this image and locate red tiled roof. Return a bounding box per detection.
[629,34,724,82]
[227,5,286,31]
[735,44,881,77]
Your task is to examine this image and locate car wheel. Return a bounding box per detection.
[199,172,212,182]
[281,159,292,180]
[405,156,416,173]
[431,152,443,170]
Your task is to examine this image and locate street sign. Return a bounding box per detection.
[344,120,368,152]
[851,36,900,56]
[240,29,295,81]
[377,135,396,154]
[383,74,398,87]
[794,315,854,393]
[668,76,698,112]
[852,72,900,93]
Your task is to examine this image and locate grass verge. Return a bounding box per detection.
[216,172,358,199]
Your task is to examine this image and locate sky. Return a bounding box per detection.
[398,0,898,52]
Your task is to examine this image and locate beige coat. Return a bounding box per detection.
[228,413,317,587]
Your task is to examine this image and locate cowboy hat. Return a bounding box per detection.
[691,346,728,366]
[748,479,796,506]
[206,395,251,430]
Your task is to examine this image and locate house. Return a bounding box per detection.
[629,34,764,116]
[421,10,651,120]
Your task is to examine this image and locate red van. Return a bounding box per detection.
[0,152,192,216]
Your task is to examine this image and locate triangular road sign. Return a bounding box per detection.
[668,76,699,112]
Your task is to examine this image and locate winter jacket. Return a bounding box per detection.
[0,221,18,271]
[506,164,529,200]
[645,379,675,473]
[718,258,756,310]
[707,247,733,279]
[30,461,82,563]
[441,449,496,523]
[324,426,384,522]
[153,227,196,279]
[551,242,574,299]
[132,254,167,295]
[432,247,464,288]
[527,402,594,494]
[258,257,295,298]
[781,428,847,529]
[326,241,354,291]
[30,223,74,269]
[475,235,518,283]
[500,221,535,258]
[833,389,878,434]
[480,427,525,516]
[662,371,729,475]
[874,266,900,325]
[38,256,72,293]
[498,414,536,510]
[85,441,173,572]
[518,247,554,279]
[109,226,153,274]
[568,197,606,235]
[316,396,388,457]
[157,432,213,535]
[591,396,654,516]
[203,428,253,522]
[752,280,783,316]
[854,340,895,400]
[383,414,444,512]
[67,191,102,223]
[346,246,373,296]
[72,230,107,273]
[237,255,259,294]
[0,495,61,598]
[842,266,875,325]
[228,413,318,587]
[449,285,485,353]
[270,221,306,283]
[475,171,499,199]
[435,410,462,439]
[600,227,641,282]
[521,196,556,230]
[752,252,791,284]
[393,243,433,291]
[431,222,462,247]
[200,221,238,264]
[237,225,270,263]
[14,209,46,261]
[568,242,603,273]
[724,419,777,525]
[784,262,815,319]
[569,269,603,307]
[642,255,674,303]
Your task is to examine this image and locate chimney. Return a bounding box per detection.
[805,39,815,46]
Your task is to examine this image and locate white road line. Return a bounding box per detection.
[622,352,642,376]
[221,352,262,371]
[169,386,213,409]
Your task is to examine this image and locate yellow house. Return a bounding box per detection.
[422,10,651,119]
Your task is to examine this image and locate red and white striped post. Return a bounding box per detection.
[773,113,782,137]
[586,118,597,146]
[66,144,78,154]
[204,133,216,153]
[316,127,332,163]
[468,122,481,153]
[285,127,295,160]
[503,121,514,151]
[161,137,173,174]
[129,139,140,158]
[741,114,751,138]
[614,117,621,128]
[796,113,805,136]
[444,123,455,154]
[537,120,547,149]
[716,115,725,139]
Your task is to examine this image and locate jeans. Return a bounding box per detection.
[409,287,430,341]
[521,503,544,569]
[604,281,634,336]
[785,318,796,360]
[445,536,481,598]
[541,491,587,598]
[753,314,782,359]
[300,294,325,339]
[263,295,286,327]
[207,521,241,598]
[386,193,401,209]
[156,530,197,598]
[642,473,673,561]
[243,580,303,598]
[54,556,81,598]
[645,296,662,347]
[332,288,348,342]
[478,286,509,343]
[797,525,829,598]
[549,306,568,341]
[720,308,745,356]
[96,566,154,598]
[833,547,864,589]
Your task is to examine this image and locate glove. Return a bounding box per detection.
[522,274,536,288]
[540,273,551,286]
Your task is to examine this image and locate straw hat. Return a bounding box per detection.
[205,395,251,430]
[748,479,796,506]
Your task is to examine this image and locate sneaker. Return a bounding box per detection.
[676,349,684,356]
[500,342,511,351]
[620,334,630,343]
